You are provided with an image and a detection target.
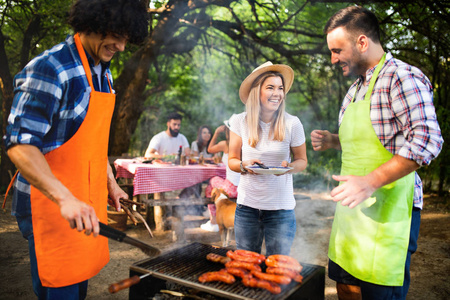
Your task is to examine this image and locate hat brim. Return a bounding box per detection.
[239,64,294,104]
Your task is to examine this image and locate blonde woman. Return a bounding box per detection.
[228,62,307,256]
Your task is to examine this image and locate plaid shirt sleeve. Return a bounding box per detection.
[3,36,106,153]
[388,63,443,166]
[338,54,443,208]
[5,57,63,151]
[3,35,114,217]
[339,54,443,166]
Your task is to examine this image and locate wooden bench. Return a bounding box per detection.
[138,195,213,241]
[137,193,212,232]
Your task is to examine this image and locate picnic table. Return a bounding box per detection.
[114,158,226,231]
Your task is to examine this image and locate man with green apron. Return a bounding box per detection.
[4,1,148,299]
[311,6,443,300]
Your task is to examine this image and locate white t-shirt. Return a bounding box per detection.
[191,141,213,158]
[145,131,189,156]
[229,112,305,210]
[222,153,240,186]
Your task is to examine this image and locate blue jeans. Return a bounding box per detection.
[234,204,296,256]
[16,215,88,300]
[328,207,421,300]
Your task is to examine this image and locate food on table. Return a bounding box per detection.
[152,159,171,165]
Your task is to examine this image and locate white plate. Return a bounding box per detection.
[246,166,293,175]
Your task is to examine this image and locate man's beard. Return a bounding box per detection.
[169,128,179,137]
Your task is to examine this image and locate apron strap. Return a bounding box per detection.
[106,74,113,92]
[2,170,18,209]
[74,33,95,90]
[352,53,386,103]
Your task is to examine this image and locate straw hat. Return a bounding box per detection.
[239,61,294,104]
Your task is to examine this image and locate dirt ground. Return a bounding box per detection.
[1,190,449,300]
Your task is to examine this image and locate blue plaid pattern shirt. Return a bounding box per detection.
[338,52,443,209]
[4,35,113,216]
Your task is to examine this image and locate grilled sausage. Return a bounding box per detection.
[198,269,235,284]
[234,249,266,261]
[266,267,303,283]
[225,260,262,272]
[226,250,263,264]
[251,270,291,285]
[265,255,302,272]
[242,274,281,294]
[225,267,251,279]
[206,253,231,265]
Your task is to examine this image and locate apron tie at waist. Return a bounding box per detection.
[2,170,18,209]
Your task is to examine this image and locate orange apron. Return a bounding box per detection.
[29,33,115,287]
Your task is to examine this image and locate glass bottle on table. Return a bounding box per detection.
[180,147,186,166]
[176,145,182,165]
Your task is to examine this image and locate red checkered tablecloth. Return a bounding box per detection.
[114,159,226,196]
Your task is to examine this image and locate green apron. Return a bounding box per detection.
[328,53,415,286]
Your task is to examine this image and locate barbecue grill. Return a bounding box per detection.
[129,242,324,300]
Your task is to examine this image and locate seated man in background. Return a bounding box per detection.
[145,112,199,214]
[144,112,190,158]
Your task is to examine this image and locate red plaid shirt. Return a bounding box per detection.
[338,52,443,208]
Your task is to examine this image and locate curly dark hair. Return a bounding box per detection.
[67,0,148,45]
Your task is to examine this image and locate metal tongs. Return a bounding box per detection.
[98,222,161,257]
[254,162,269,169]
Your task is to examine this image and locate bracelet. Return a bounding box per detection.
[240,161,247,173]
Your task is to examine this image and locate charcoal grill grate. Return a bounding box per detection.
[131,242,318,300]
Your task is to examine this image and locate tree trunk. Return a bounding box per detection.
[109,0,217,155]
[0,32,16,190]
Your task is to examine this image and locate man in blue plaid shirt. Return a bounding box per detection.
[3,0,148,298]
[311,6,443,300]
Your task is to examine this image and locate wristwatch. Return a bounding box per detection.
[240,161,247,173]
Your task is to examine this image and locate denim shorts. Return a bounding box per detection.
[328,207,421,300]
[234,204,296,256]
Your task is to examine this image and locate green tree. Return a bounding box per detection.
[1,0,448,197]
[0,0,71,189]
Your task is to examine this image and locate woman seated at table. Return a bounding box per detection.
[178,125,213,200]
[190,125,213,159]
